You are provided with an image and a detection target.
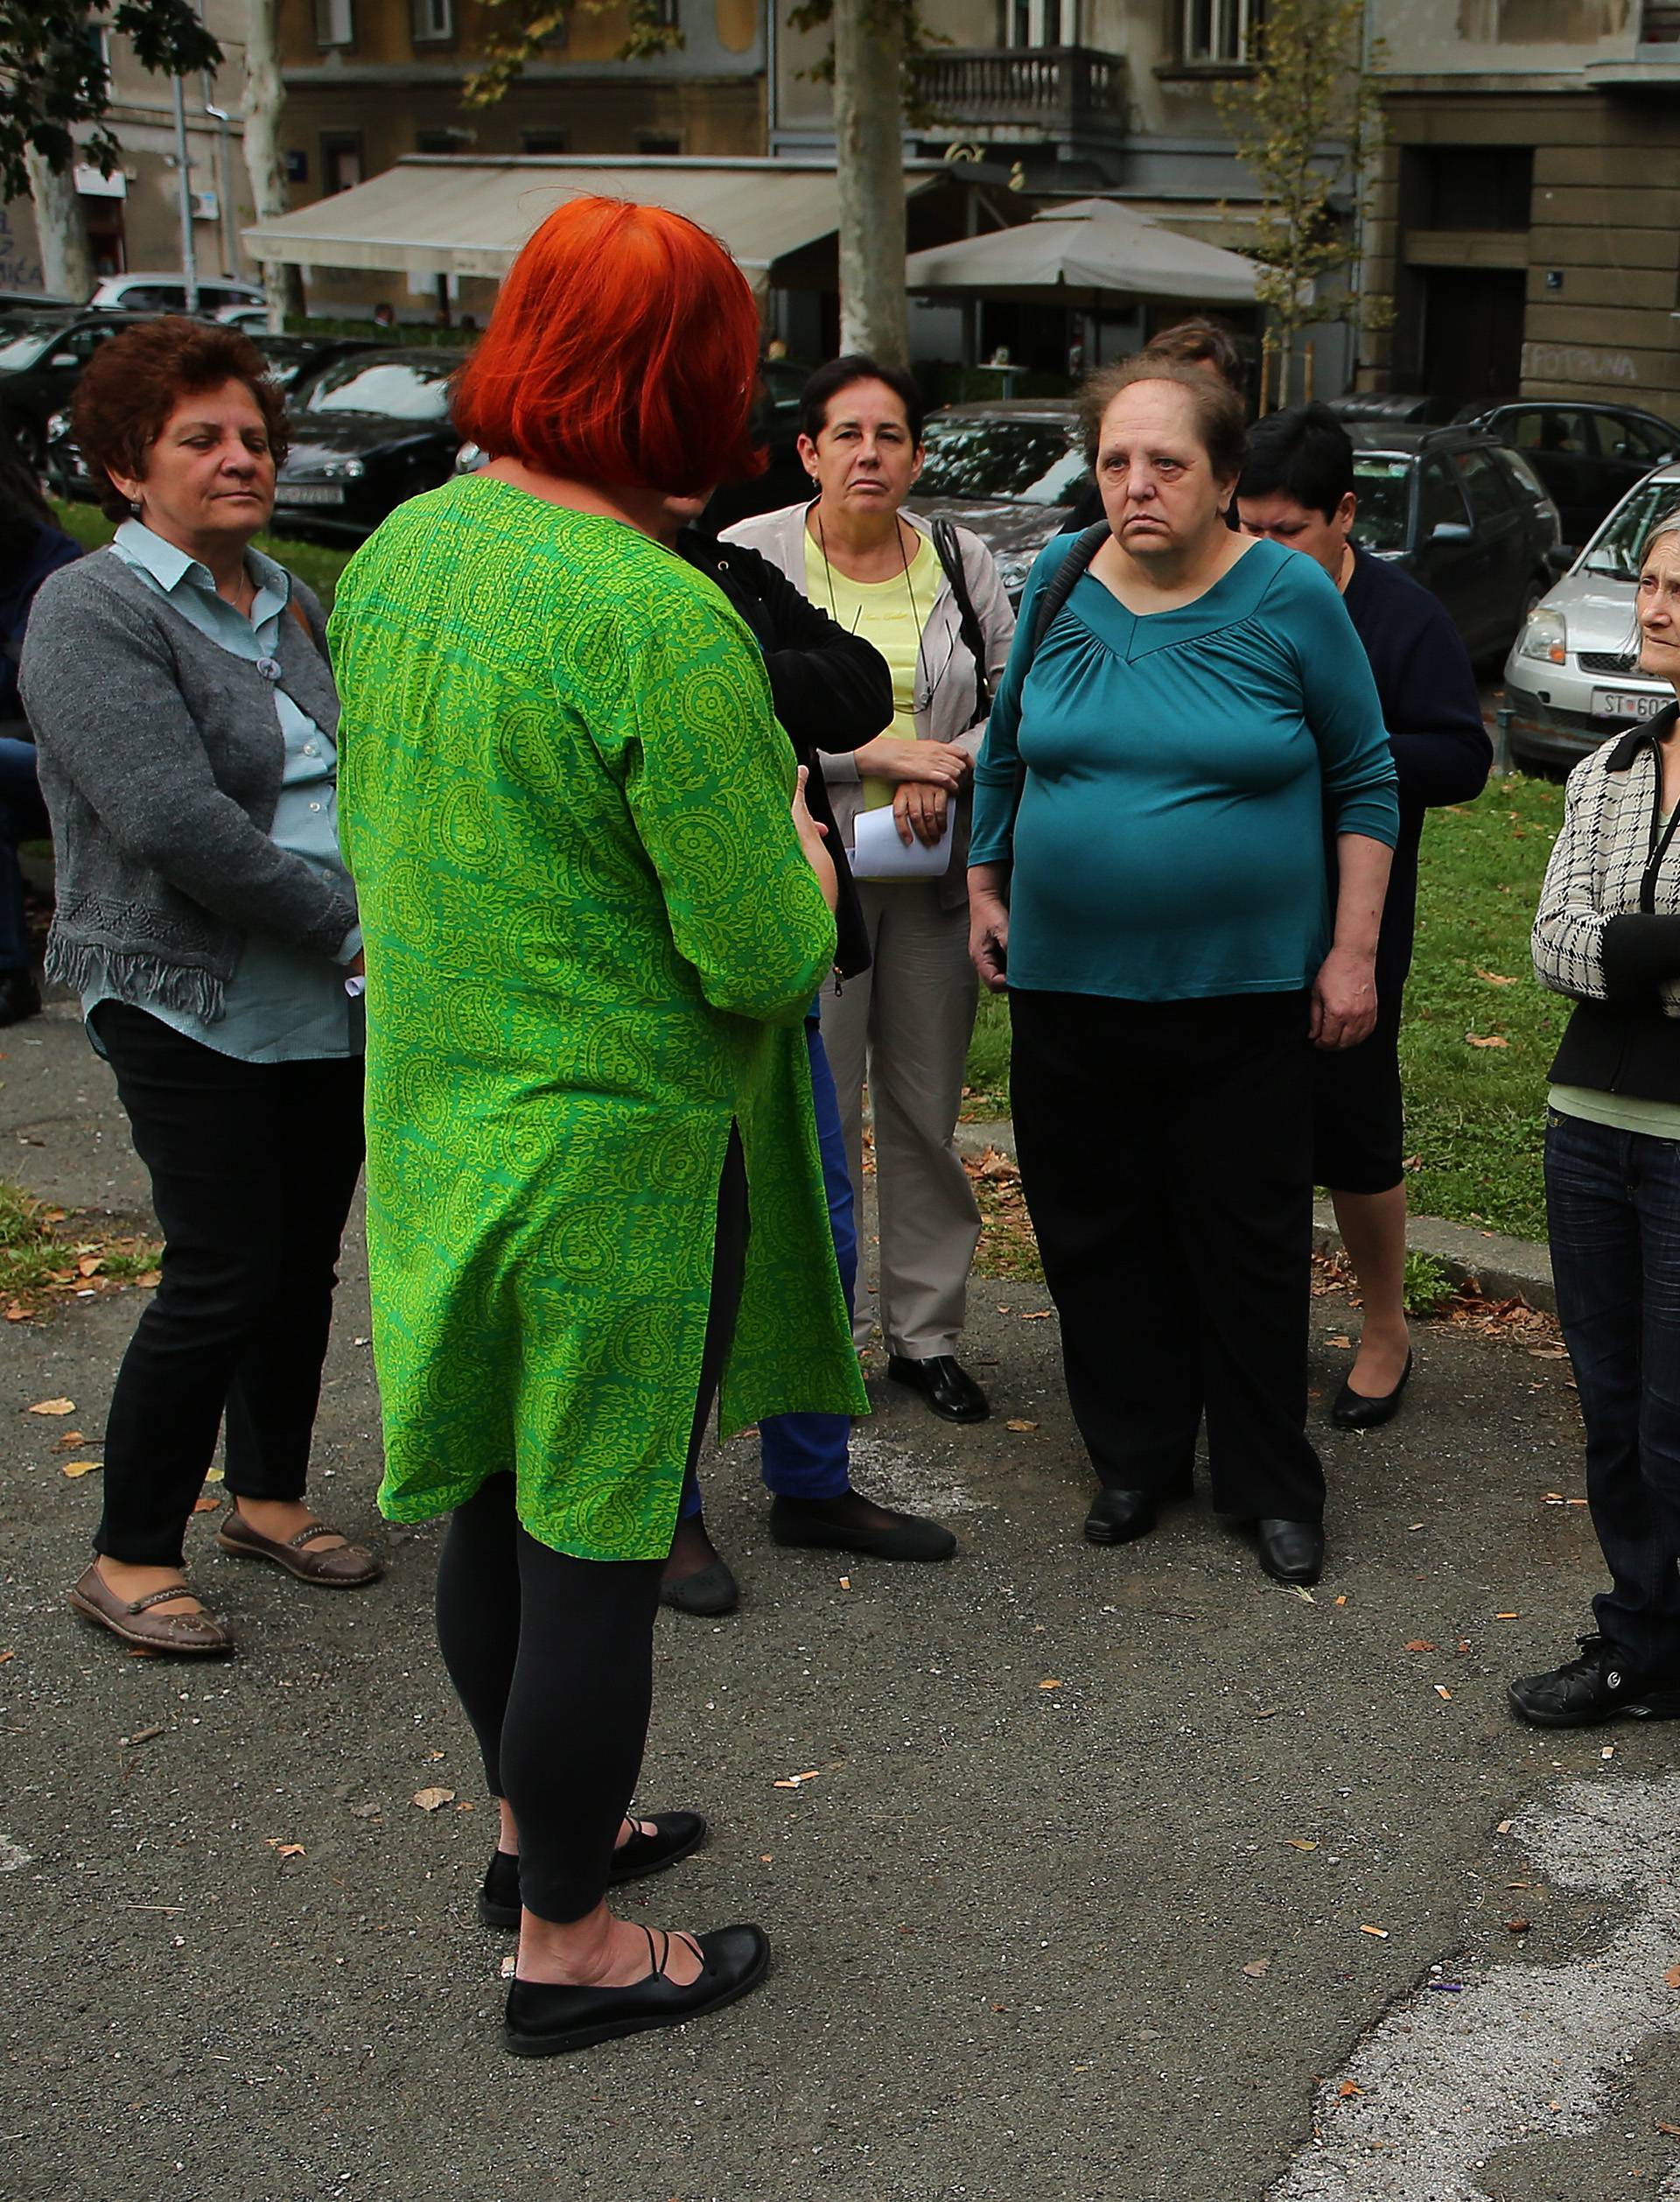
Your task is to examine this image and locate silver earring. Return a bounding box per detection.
[130,499,142,516]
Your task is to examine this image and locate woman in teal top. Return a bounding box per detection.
[969,358,1398,1588]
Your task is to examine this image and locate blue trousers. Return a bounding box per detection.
[1546,1108,1680,1676]
[680,1015,854,1517]
[0,736,48,974]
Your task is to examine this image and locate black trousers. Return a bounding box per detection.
[1009,988,1325,1525]
[90,1002,365,1568]
[432,1130,750,1925]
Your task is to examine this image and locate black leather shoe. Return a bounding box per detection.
[1331,1350,1414,1431]
[502,1922,770,2056]
[1508,1634,1680,1728]
[660,1559,739,1617]
[768,1490,956,1562]
[886,1354,990,1424]
[1255,1518,1324,1586]
[1083,1488,1159,1545]
[0,969,40,1027]
[480,1812,711,1927]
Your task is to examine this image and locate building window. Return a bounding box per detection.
[652,0,680,24]
[411,0,453,39]
[636,131,682,155]
[1406,146,1533,232]
[314,0,354,48]
[522,130,571,154]
[321,133,364,195]
[1181,0,1264,65]
[1004,0,1073,46]
[416,129,472,152]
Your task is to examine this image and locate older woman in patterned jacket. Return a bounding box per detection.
[1511,500,1680,1731]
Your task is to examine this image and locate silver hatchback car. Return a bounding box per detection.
[1503,460,1680,768]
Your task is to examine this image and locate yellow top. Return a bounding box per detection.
[807,530,938,812]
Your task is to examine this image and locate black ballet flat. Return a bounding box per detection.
[502,1922,770,2057]
[480,1812,709,1928]
[1330,1350,1414,1431]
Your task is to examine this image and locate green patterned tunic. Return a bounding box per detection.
[328,473,868,1560]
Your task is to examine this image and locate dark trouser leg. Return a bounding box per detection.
[0,736,48,975]
[92,1004,363,1568]
[1009,990,1201,1492]
[1169,992,1324,1524]
[1548,1113,1680,1677]
[435,1130,749,1920]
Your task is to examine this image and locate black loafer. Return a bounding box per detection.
[768,1490,956,1562]
[479,1812,710,1928]
[1508,1634,1680,1728]
[1083,1488,1160,1545]
[1331,1350,1414,1431]
[502,1922,770,2057]
[659,1558,740,1617]
[886,1354,990,1424]
[1254,1518,1324,1586]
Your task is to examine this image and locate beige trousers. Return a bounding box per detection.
[819,880,981,1359]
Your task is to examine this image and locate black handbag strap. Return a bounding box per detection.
[1026,522,1110,668]
[929,516,992,724]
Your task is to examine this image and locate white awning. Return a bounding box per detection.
[904,196,1260,305]
[244,156,940,286]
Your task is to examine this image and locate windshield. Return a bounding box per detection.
[918,417,1087,506]
[0,319,58,373]
[302,355,453,421]
[1351,456,1412,553]
[1581,477,1680,581]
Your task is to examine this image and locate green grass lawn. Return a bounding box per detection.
[963,773,1570,1243]
[52,500,354,609]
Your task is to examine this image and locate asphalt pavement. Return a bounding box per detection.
[4,999,1679,2202]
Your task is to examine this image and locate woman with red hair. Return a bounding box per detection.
[329,198,864,2057]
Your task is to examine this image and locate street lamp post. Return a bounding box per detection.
[172,72,200,316]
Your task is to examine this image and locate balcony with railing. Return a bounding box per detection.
[909,46,1128,148]
[1642,0,1680,36]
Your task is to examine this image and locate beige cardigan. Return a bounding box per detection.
[721,501,1017,910]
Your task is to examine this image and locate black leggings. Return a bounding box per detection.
[433,1131,748,1924]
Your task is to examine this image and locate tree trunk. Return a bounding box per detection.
[24,149,95,301]
[242,0,305,330]
[831,0,907,367]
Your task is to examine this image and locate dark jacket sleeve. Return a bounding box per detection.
[1378,598,1491,810]
[729,543,892,757]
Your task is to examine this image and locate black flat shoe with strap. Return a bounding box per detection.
[479,1812,709,1927]
[502,1922,770,2057]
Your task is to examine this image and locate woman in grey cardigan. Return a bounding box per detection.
[20,317,379,1659]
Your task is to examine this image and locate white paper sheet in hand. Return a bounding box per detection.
[848,803,954,880]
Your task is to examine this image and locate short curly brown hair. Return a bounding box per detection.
[74,316,290,522]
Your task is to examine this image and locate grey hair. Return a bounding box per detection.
[1628,500,1680,665]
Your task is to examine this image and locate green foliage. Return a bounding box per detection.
[1400,1250,1453,1317]
[52,501,354,610]
[463,0,683,108]
[1214,0,1390,351]
[0,1,220,200]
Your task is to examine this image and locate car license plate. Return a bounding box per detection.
[1592,690,1667,721]
[276,482,346,508]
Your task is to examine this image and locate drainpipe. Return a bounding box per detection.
[203,92,238,277]
[172,73,200,314]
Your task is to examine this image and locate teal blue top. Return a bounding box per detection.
[86,521,362,1062]
[969,533,1401,1002]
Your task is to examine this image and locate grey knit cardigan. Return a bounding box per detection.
[18,547,358,1022]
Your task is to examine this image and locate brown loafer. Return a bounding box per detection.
[66,1563,234,1656]
[216,1511,383,1587]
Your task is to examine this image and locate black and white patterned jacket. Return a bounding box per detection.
[1535,703,1680,1101]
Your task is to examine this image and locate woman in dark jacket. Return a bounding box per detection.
[1511,501,1680,1729]
[19,318,377,1660]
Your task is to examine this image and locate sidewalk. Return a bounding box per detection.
[4,1004,1673,2202]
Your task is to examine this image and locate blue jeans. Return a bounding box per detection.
[1545,1108,1680,1676]
[680,1016,854,1518]
[0,736,48,974]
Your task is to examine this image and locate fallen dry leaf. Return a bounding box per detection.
[1404,1640,1438,1652]
[1665,1964,1680,1991]
[1360,1925,1390,1939]
[1019,1310,1052,1322]
[1475,968,1518,985]
[75,1256,104,1279]
[1004,1419,1040,1433]
[191,1492,220,1513]
[55,1432,85,1448]
[263,1838,305,1857]
[1466,1034,1510,1049]
[135,1271,162,1289]
[1287,1839,1319,1852]
[0,1650,13,1666]
[27,1398,75,1416]
[1326,1334,1352,1350]
[60,1461,102,1478]
[1506,1918,1530,1934]
[410,1786,455,1812]
[758,1853,774,1864]
[1339,2081,1364,2098]
[1038,1679,1062,1691]
[204,1467,225,1483]
[1657,2119,1680,2136]
[1242,1959,1270,1978]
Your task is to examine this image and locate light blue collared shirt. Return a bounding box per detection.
[87,521,362,1062]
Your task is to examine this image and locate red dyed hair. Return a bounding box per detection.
[453,196,765,495]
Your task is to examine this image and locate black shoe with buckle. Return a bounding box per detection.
[886,1354,990,1424]
[1508,1634,1680,1728]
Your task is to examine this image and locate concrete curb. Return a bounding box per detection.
[955,1115,1557,1315]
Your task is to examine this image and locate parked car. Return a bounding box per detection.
[0,308,153,471]
[909,400,1091,601]
[1458,399,1680,552]
[270,347,462,538]
[1329,392,1460,426]
[1501,460,1680,770]
[0,289,78,313]
[699,356,814,534]
[87,271,265,318]
[1343,425,1564,667]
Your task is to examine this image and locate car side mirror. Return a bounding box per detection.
[1545,543,1575,575]
[1428,520,1473,544]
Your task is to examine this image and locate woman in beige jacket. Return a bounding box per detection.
[724,355,1015,1422]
